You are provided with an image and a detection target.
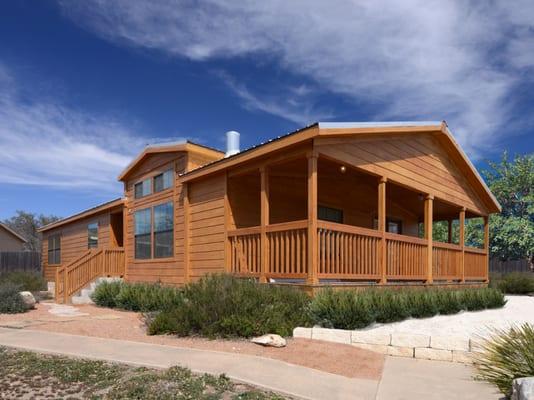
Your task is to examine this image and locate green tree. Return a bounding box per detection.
[481,153,534,261]
[2,211,61,252]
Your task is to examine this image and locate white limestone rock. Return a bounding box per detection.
[512,377,534,400]
[19,291,36,307]
[251,334,287,348]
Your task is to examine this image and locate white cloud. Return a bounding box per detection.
[59,0,534,157]
[0,63,153,193]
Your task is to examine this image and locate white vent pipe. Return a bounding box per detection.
[225,130,240,157]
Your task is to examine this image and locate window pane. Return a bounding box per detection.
[142,179,152,196]
[134,208,152,235]
[163,169,173,189]
[48,235,61,264]
[153,174,164,193]
[134,179,152,198]
[88,222,98,248]
[134,182,143,199]
[154,202,173,232]
[318,206,343,223]
[155,231,173,258]
[135,234,151,259]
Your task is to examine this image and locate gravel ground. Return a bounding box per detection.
[0,302,384,381]
[356,295,534,339]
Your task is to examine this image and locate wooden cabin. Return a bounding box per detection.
[39,122,501,302]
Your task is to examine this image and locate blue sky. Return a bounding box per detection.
[1,0,533,220]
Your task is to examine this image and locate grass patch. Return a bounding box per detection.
[475,323,534,397]
[91,281,183,312]
[0,282,32,314]
[148,274,310,338]
[0,347,289,399]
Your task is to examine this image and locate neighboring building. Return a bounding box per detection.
[0,223,27,251]
[39,121,501,302]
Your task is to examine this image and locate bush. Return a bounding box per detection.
[148,274,311,338]
[308,287,507,330]
[475,323,534,396]
[0,271,46,292]
[307,289,375,330]
[91,281,183,312]
[0,282,31,314]
[494,273,534,295]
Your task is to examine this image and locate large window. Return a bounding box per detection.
[318,205,343,224]
[154,202,174,258]
[154,169,173,193]
[134,202,174,259]
[134,208,152,259]
[48,235,61,265]
[88,222,98,248]
[134,178,152,199]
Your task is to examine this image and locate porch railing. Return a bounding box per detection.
[55,247,125,303]
[227,222,488,283]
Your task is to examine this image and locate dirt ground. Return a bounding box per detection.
[0,302,384,381]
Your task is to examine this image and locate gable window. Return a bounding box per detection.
[154,202,174,258]
[134,208,152,259]
[318,205,343,224]
[48,235,61,265]
[88,222,98,248]
[134,179,152,199]
[154,169,174,193]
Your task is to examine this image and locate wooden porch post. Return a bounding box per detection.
[447,220,453,243]
[484,215,490,282]
[224,172,232,273]
[260,166,269,283]
[459,208,466,283]
[183,183,191,283]
[378,177,387,284]
[424,195,434,284]
[307,151,319,285]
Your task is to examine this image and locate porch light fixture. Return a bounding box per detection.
[418,193,424,201]
[339,165,346,173]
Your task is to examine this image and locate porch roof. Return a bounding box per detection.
[179,121,501,214]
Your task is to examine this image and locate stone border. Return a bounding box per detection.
[293,327,477,364]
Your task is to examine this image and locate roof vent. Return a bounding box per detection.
[225,131,240,157]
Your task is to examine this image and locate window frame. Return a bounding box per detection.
[153,169,174,193]
[87,222,99,249]
[47,234,61,265]
[134,208,152,260]
[134,178,152,199]
[318,205,344,224]
[153,202,174,259]
[134,201,174,260]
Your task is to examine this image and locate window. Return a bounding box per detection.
[318,205,343,223]
[88,222,98,248]
[154,202,174,258]
[134,178,152,199]
[48,235,61,264]
[134,208,152,259]
[154,169,173,193]
[373,217,403,234]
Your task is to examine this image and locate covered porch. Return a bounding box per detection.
[225,150,489,287]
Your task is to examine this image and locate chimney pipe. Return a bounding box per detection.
[225,131,240,157]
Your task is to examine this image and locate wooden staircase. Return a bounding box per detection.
[55,248,125,304]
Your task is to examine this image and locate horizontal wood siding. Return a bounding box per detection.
[188,174,226,280]
[124,153,187,285]
[41,212,114,282]
[316,134,486,214]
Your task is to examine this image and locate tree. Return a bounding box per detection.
[2,211,61,252]
[481,152,534,261]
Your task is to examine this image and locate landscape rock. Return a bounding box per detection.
[391,333,430,348]
[293,327,312,339]
[312,327,351,344]
[251,334,287,348]
[19,291,36,307]
[512,377,534,400]
[415,347,453,362]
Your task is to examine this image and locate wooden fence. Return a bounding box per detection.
[489,258,532,275]
[0,251,41,274]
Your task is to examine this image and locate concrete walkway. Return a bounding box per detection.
[0,327,501,400]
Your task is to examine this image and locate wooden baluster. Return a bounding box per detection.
[378,177,387,284]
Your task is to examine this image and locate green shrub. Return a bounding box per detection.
[460,289,489,311]
[475,323,534,396]
[91,281,122,308]
[480,288,507,309]
[368,290,410,323]
[434,290,464,315]
[0,283,31,314]
[404,290,439,318]
[149,274,311,338]
[0,271,46,292]
[307,289,375,330]
[91,281,183,312]
[495,273,534,295]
